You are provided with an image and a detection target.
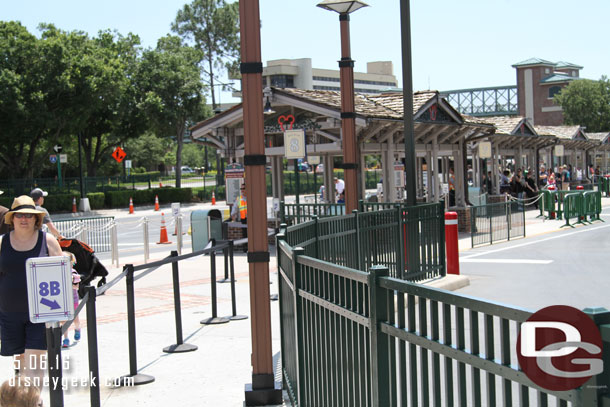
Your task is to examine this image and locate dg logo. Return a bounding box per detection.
[517,305,603,391]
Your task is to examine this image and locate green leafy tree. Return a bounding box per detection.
[124,133,172,171]
[554,77,610,132]
[137,35,209,187]
[172,0,240,109]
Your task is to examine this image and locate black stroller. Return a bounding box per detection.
[58,238,108,298]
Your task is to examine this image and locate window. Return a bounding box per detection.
[548,86,562,99]
[270,75,294,88]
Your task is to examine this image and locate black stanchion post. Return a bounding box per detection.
[164,251,198,353]
[201,243,229,325]
[218,244,229,283]
[46,322,64,407]
[85,287,101,407]
[228,240,247,320]
[119,265,154,385]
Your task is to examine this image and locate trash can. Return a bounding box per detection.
[191,209,224,252]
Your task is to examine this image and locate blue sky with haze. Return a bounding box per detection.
[4,0,608,103]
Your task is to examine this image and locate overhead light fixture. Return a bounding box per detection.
[263,97,275,115]
[316,0,369,14]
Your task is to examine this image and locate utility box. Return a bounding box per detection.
[191,209,224,252]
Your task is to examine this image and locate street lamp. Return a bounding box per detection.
[317,0,368,213]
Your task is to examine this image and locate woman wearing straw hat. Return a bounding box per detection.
[0,195,62,381]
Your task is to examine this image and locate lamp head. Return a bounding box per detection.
[263,97,275,115]
[316,0,369,14]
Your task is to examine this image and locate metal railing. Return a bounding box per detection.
[280,202,346,224]
[470,201,525,247]
[55,217,114,253]
[277,237,610,407]
[283,201,445,283]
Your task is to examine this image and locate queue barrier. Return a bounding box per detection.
[44,240,245,407]
[560,191,603,228]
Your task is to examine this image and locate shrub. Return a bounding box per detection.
[85,193,105,209]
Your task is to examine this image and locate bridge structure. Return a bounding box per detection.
[440,85,518,117]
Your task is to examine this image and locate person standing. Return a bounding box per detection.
[231,183,247,238]
[0,196,63,382]
[334,177,345,201]
[0,191,9,235]
[448,167,456,206]
[29,188,62,239]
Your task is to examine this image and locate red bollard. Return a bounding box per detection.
[445,212,460,275]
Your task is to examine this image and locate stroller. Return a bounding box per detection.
[58,238,108,298]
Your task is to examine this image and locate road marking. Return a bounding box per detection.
[461,223,610,259]
[460,258,553,264]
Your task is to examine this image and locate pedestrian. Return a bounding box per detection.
[230,183,247,238]
[448,167,456,206]
[0,378,42,407]
[525,170,539,209]
[334,177,345,197]
[0,196,63,382]
[538,166,548,188]
[337,191,345,204]
[0,191,10,235]
[29,188,62,239]
[61,251,81,348]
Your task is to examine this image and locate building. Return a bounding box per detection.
[512,58,582,126]
[262,58,398,94]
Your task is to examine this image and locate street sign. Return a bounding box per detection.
[112,146,127,163]
[54,144,62,153]
[125,160,132,169]
[171,202,181,218]
[225,163,245,205]
[59,154,67,164]
[26,256,74,324]
[49,155,57,164]
[284,129,306,159]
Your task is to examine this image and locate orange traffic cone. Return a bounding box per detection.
[154,195,160,211]
[157,213,171,244]
[212,191,216,205]
[129,197,134,214]
[72,197,77,213]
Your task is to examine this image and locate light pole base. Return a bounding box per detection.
[79,198,91,212]
[200,317,230,325]
[162,343,198,353]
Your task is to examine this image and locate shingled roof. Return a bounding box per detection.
[276,88,439,120]
[586,132,610,142]
[476,116,534,135]
[534,125,583,140]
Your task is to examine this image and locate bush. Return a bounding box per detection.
[42,194,74,212]
[85,192,105,209]
[196,186,225,201]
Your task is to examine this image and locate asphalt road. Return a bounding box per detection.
[456,207,610,311]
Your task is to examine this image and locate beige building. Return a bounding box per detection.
[262,58,398,94]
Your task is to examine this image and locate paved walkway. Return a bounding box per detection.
[1,195,608,406]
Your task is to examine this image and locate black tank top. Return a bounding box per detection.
[0,231,47,313]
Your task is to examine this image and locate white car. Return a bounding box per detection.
[181,166,195,174]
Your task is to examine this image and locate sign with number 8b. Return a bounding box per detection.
[26,256,74,324]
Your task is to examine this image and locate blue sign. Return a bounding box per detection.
[50,155,57,164]
[26,256,74,323]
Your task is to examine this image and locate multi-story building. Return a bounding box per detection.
[262,58,398,94]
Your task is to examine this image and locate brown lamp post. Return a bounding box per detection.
[239,0,282,405]
[317,0,369,213]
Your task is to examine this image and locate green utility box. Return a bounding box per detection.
[191,209,224,252]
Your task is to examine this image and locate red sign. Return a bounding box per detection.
[112,147,126,163]
[278,115,295,131]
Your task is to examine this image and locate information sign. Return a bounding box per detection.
[478,141,492,159]
[26,256,74,324]
[225,163,245,205]
[284,129,306,159]
[59,154,67,164]
[49,155,57,164]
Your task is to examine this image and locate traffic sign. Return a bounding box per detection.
[26,256,74,324]
[54,144,63,153]
[124,159,132,169]
[49,155,57,164]
[59,154,67,164]
[112,146,126,163]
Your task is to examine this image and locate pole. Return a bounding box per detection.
[239,0,281,404]
[78,133,85,198]
[85,287,101,407]
[338,13,359,212]
[400,0,417,206]
[46,321,64,406]
[294,159,300,206]
[57,159,63,189]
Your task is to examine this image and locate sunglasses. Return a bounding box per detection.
[14,213,35,219]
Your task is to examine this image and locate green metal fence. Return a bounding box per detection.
[281,202,345,224]
[283,202,445,282]
[277,236,610,407]
[54,216,114,253]
[470,201,525,247]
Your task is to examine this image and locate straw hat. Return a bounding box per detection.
[4,195,45,226]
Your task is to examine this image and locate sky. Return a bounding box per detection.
[3,0,609,104]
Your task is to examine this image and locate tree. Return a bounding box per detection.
[554,77,610,132]
[172,0,240,109]
[124,133,172,171]
[137,35,209,187]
